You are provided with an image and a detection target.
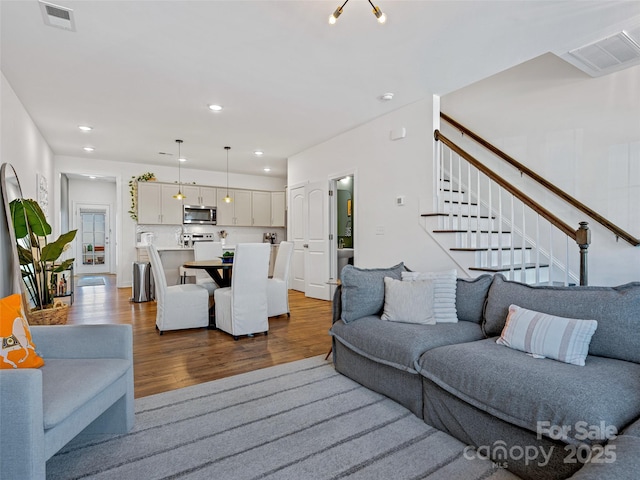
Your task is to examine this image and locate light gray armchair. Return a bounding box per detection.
[0,323,134,480]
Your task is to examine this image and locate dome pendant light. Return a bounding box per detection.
[223,146,232,203]
[173,139,186,200]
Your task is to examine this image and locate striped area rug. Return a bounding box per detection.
[47,356,519,480]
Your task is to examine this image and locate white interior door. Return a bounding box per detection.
[290,185,306,292]
[304,181,330,300]
[75,204,111,274]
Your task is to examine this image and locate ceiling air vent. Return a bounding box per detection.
[39,1,75,31]
[561,29,640,77]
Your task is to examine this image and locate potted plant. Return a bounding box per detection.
[128,172,156,221]
[10,198,77,324]
[221,251,234,263]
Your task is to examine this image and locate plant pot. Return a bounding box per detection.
[27,302,69,325]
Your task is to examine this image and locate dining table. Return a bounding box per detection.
[182,259,233,288]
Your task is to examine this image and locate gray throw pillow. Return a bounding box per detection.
[340,262,405,323]
[381,277,435,325]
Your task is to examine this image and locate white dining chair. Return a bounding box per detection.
[147,244,210,334]
[267,241,294,317]
[214,243,270,340]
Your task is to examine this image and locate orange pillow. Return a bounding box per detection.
[0,294,45,369]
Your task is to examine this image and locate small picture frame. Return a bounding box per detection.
[37,173,49,218]
[347,199,352,217]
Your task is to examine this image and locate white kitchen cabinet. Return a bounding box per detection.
[183,185,217,206]
[216,189,252,226]
[252,191,271,226]
[137,182,182,224]
[271,191,286,227]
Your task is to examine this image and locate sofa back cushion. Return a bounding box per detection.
[340,263,405,323]
[484,274,640,363]
[455,275,493,324]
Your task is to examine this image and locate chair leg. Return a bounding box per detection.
[324,347,332,360]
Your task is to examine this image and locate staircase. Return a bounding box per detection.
[423,114,640,287]
[422,178,554,284]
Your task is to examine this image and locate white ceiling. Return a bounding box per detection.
[2,1,639,179]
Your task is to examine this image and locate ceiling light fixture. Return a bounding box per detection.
[380,92,394,101]
[78,125,93,132]
[263,168,271,172]
[329,0,386,24]
[254,150,264,156]
[223,146,232,203]
[208,104,223,112]
[83,146,95,152]
[173,139,186,200]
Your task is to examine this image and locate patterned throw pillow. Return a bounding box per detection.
[381,277,435,325]
[496,304,597,366]
[0,294,45,369]
[402,270,457,323]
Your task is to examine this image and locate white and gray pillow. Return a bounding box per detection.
[496,304,598,366]
[381,277,435,325]
[402,269,457,323]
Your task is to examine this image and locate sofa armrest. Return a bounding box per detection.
[31,324,132,360]
[0,369,46,478]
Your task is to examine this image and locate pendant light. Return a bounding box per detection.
[173,139,186,200]
[223,146,232,203]
[329,0,386,24]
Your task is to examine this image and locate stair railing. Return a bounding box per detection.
[441,113,640,247]
[434,129,590,286]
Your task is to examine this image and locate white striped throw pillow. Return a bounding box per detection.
[496,305,598,366]
[402,270,457,323]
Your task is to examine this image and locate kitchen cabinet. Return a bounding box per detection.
[216,189,252,226]
[271,191,286,227]
[182,185,216,206]
[252,191,271,226]
[137,182,182,224]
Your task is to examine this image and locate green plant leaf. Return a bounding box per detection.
[40,229,77,262]
[52,258,75,272]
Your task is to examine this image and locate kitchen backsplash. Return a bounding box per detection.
[136,224,286,247]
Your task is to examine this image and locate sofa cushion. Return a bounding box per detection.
[330,317,484,373]
[455,275,493,324]
[483,274,640,363]
[496,304,598,366]
[401,269,457,323]
[417,338,640,445]
[340,263,405,323]
[42,358,131,429]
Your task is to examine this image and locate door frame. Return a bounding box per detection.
[329,169,357,298]
[73,202,114,274]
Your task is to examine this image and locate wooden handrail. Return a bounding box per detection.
[440,112,640,247]
[434,130,578,241]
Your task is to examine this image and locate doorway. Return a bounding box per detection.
[330,173,355,286]
[74,204,111,274]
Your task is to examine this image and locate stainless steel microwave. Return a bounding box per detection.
[183,205,216,225]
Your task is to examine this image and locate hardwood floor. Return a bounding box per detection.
[67,275,333,398]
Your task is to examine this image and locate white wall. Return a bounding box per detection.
[441,53,640,286]
[289,98,456,273]
[55,155,287,287]
[1,72,55,297]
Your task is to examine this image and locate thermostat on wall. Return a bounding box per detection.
[396,196,406,206]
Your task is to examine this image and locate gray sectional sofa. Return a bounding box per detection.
[330,267,640,480]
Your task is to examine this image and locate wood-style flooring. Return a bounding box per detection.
[67,275,333,398]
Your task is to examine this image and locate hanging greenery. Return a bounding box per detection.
[128,172,156,221]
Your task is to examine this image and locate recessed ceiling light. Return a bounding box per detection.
[379,92,394,101]
[263,168,271,172]
[78,125,93,132]
[208,104,223,112]
[83,146,95,152]
[254,150,264,156]
[178,157,187,162]
[89,175,97,179]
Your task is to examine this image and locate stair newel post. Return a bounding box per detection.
[576,221,591,286]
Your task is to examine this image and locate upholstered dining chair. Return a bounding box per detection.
[267,241,294,317]
[214,243,270,340]
[147,244,210,334]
